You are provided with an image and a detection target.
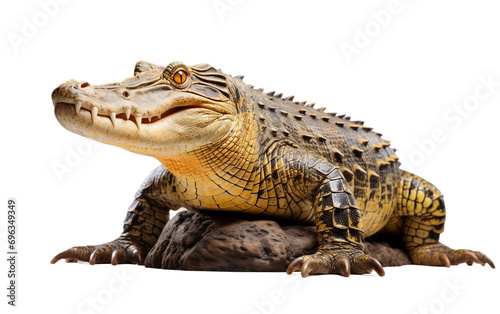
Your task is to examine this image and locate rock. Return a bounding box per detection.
[144,210,410,271]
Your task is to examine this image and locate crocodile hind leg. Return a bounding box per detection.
[392,170,495,268]
[51,165,175,265]
[286,156,385,277]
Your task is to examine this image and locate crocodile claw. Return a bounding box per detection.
[286,244,385,277]
[111,249,127,265]
[51,246,96,264]
[409,243,495,268]
[338,258,350,277]
[51,237,147,265]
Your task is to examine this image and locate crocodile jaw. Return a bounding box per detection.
[52,81,235,156]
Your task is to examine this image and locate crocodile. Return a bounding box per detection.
[51,61,495,277]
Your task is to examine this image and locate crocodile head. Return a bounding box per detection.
[52,61,237,156]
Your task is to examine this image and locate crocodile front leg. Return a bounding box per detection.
[284,155,384,277]
[51,165,178,265]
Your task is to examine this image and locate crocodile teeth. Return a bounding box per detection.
[91,106,98,123]
[110,112,116,127]
[135,114,142,129]
[157,114,162,120]
[75,101,82,114]
[125,108,131,120]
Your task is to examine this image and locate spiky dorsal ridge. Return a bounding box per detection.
[232,74,383,136]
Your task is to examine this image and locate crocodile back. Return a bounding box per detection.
[248,85,401,236]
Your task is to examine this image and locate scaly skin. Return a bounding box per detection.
[51,61,495,276]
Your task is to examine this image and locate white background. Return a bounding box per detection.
[1,0,499,313]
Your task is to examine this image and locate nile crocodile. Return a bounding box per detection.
[51,61,495,276]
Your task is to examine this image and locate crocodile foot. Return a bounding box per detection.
[50,236,148,265]
[408,243,495,268]
[286,243,385,277]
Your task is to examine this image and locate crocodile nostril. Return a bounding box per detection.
[80,82,91,88]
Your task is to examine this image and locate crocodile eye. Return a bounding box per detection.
[173,70,187,84]
[163,62,190,87]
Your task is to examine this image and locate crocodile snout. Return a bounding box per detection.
[51,80,92,106]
